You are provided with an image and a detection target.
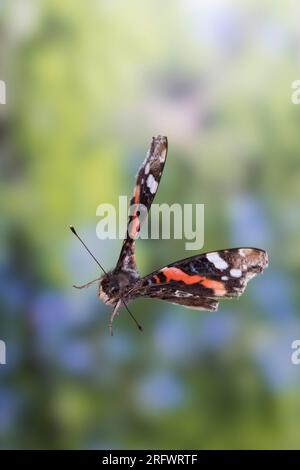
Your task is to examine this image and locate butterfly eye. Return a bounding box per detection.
[109,279,120,293]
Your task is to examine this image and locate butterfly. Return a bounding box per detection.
[71,135,268,335]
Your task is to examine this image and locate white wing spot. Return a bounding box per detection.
[147,174,158,194]
[230,268,242,278]
[174,290,193,298]
[159,149,167,162]
[206,252,228,271]
[221,276,229,281]
[239,249,247,257]
[145,162,150,174]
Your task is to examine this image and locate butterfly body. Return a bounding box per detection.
[98,269,139,307]
[73,135,268,333]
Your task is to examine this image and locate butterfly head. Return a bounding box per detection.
[98,272,120,306]
[98,269,138,306]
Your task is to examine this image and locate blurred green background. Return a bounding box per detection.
[1,0,300,450]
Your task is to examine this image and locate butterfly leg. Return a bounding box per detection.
[109,299,122,336]
[73,277,101,289]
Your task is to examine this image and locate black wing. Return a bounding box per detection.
[116,135,168,274]
[127,248,268,311]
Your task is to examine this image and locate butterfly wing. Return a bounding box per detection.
[127,248,268,310]
[116,135,168,273]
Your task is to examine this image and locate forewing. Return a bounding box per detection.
[128,248,268,311]
[116,135,168,273]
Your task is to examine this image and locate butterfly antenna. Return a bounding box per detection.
[69,225,143,332]
[121,299,143,332]
[70,225,107,274]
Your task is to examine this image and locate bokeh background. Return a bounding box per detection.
[1,0,300,450]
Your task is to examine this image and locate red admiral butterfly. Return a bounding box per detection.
[71,135,268,335]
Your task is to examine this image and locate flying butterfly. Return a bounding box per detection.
[71,136,268,335]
